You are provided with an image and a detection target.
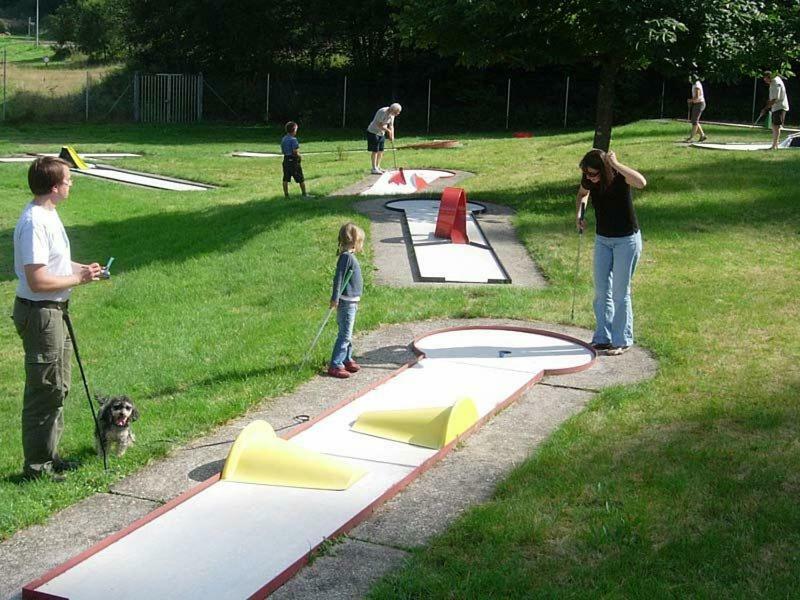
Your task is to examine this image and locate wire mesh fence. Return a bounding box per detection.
[1,51,797,131]
[1,58,131,122]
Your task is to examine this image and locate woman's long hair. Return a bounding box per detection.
[579,149,615,193]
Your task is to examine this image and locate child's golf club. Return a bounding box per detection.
[63,313,108,470]
[300,269,353,370]
[570,203,587,323]
[101,256,114,279]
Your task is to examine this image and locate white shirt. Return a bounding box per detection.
[770,76,789,112]
[14,201,73,301]
[367,107,394,135]
[692,81,705,103]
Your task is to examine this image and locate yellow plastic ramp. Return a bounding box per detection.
[351,397,479,449]
[221,420,366,490]
[58,146,90,170]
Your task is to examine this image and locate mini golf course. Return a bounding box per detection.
[24,325,594,600]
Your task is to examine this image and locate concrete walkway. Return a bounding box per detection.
[1,318,656,600]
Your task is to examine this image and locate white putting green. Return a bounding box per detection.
[385,199,511,283]
[362,169,455,195]
[27,326,594,600]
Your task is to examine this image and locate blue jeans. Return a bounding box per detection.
[330,300,358,368]
[592,231,642,348]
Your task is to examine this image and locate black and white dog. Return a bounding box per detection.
[96,395,139,457]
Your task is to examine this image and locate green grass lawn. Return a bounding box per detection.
[0,121,798,596]
[0,35,54,63]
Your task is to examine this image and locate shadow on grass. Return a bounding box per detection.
[143,361,303,401]
[482,153,799,232]
[0,445,96,485]
[373,379,800,597]
[1,144,795,285]
[0,196,357,282]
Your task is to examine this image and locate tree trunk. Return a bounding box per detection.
[592,58,620,151]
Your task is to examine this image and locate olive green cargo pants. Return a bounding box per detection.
[12,299,72,476]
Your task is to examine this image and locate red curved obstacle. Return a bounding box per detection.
[434,187,469,244]
[512,131,534,138]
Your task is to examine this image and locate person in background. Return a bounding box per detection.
[280,121,307,198]
[759,71,790,150]
[366,103,402,174]
[685,76,707,143]
[575,149,646,356]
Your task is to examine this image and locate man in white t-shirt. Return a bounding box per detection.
[12,157,103,481]
[761,71,790,149]
[685,77,707,143]
[366,103,402,174]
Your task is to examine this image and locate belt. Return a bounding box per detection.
[16,297,69,310]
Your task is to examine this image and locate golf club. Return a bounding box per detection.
[300,269,353,370]
[570,202,587,323]
[387,137,408,185]
[390,136,399,171]
[754,110,765,126]
[63,312,108,470]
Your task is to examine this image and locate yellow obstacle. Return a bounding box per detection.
[58,146,90,171]
[351,397,479,449]
[221,420,366,490]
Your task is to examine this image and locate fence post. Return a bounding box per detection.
[85,71,90,121]
[660,80,665,119]
[2,49,6,122]
[342,76,347,128]
[197,72,203,122]
[563,75,570,127]
[133,72,140,122]
[426,78,431,134]
[265,73,270,122]
[505,78,511,130]
[751,76,757,123]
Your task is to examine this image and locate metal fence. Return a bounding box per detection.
[0,48,132,122]
[1,47,797,130]
[133,72,203,123]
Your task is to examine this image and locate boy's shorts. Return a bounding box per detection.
[366,131,385,152]
[690,101,705,125]
[771,109,786,127]
[282,155,304,183]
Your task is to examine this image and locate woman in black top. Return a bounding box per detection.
[576,149,646,355]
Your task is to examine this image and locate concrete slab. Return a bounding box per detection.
[355,198,547,288]
[351,384,593,549]
[271,538,409,600]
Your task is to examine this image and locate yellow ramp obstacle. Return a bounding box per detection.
[221,420,366,490]
[351,397,479,449]
[58,146,90,170]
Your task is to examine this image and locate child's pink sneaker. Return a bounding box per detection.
[344,360,361,373]
[327,366,350,379]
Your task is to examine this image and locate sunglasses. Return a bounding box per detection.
[583,168,601,179]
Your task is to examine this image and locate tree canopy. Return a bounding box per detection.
[393,0,800,149]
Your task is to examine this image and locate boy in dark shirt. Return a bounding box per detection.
[281,121,307,198]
